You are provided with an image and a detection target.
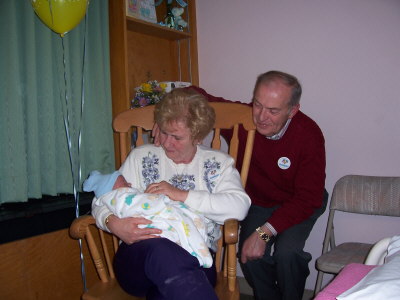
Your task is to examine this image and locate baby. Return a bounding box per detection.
[83,170,213,268]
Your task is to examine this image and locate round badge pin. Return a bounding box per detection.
[277,157,291,170]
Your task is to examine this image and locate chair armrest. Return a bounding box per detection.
[224,218,239,244]
[69,215,96,239]
[222,218,239,292]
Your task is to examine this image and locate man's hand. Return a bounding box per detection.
[146,181,189,202]
[240,226,272,264]
[152,123,161,146]
[106,215,162,245]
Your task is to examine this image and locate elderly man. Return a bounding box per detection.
[192,70,328,300]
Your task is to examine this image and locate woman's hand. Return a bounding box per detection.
[106,214,162,245]
[146,181,188,202]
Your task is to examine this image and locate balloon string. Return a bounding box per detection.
[60,38,76,200]
[60,27,87,291]
[77,5,88,293]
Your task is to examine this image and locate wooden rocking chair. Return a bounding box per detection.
[70,101,256,300]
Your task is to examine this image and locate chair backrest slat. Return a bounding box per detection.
[240,130,255,187]
[113,235,119,253]
[211,128,222,150]
[230,124,239,164]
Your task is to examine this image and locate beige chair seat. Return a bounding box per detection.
[316,242,373,274]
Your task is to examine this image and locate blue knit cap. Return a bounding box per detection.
[83,170,121,198]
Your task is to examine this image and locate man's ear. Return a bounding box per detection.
[289,104,300,119]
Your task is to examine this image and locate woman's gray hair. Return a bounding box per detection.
[154,88,215,142]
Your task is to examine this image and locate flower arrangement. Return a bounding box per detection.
[131,80,168,108]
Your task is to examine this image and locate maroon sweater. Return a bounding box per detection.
[190,86,326,233]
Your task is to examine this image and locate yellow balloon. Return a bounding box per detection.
[31,0,89,37]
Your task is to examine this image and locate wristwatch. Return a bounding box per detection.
[256,226,271,243]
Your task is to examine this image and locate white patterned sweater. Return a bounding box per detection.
[91,144,251,251]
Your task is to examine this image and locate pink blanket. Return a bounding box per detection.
[314,263,376,300]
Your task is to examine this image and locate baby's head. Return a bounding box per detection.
[83,170,130,198]
[113,174,130,190]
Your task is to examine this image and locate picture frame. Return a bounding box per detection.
[126,0,157,24]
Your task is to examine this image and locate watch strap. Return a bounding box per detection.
[256,226,271,243]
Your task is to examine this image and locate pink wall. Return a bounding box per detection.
[196,0,400,290]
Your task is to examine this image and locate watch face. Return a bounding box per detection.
[256,227,270,242]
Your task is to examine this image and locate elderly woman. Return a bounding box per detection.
[91,88,251,300]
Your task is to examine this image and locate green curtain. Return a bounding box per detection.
[0,0,115,204]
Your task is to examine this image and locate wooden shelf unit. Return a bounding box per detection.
[108,0,198,167]
[126,16,192,40]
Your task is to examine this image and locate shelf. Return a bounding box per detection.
[109,0,198,167]
[126,16,191,41]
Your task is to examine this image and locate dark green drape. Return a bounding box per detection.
[0,0,115,204]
